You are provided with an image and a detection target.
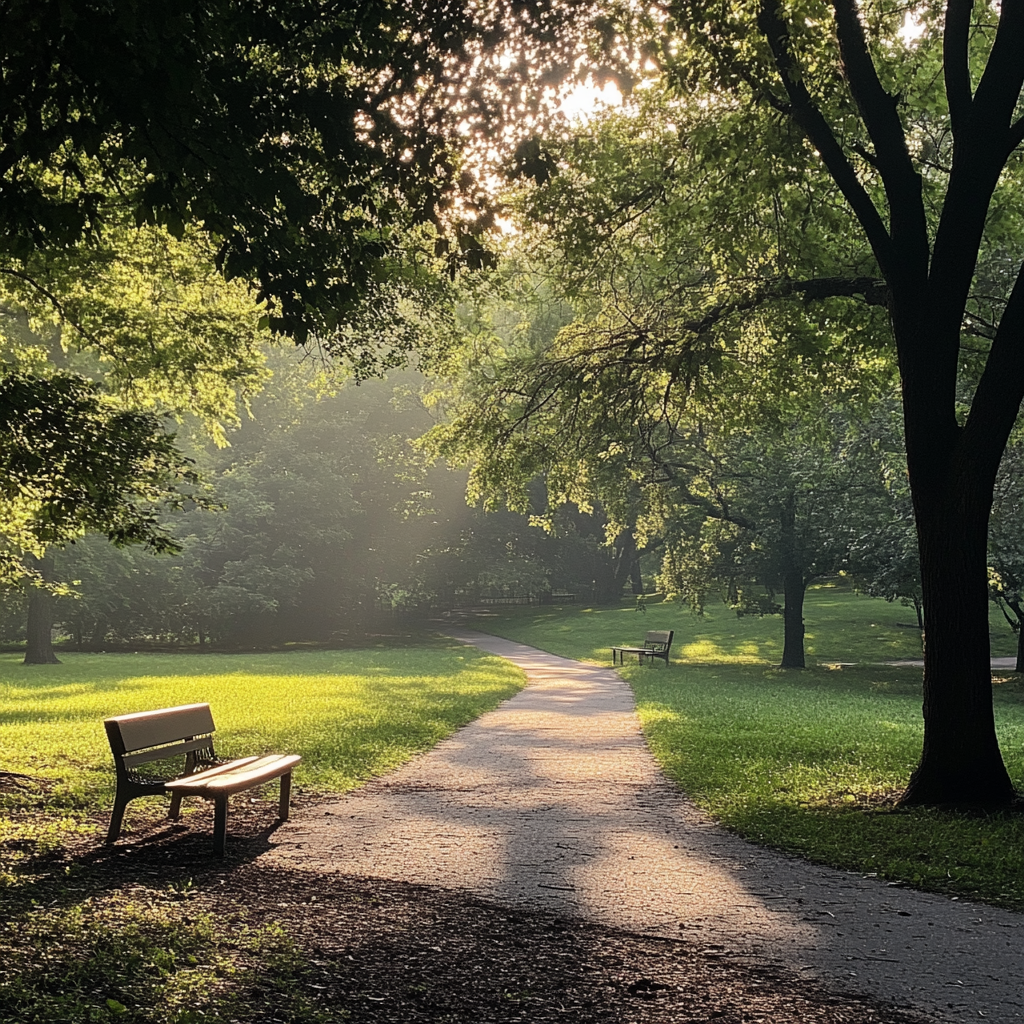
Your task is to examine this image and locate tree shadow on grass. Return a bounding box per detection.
[0,806,928,1024]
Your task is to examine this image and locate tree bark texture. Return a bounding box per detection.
[778,490,806,669]
[23,553,60,665]
[898,351,1015,804]
[780,569,806,669]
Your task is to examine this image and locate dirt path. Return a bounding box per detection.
[261,629,1023,1023]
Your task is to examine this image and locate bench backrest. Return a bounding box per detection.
[644,630,673,651]
[104,703,216,768]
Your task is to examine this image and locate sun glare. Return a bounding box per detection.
[559,79,623,123]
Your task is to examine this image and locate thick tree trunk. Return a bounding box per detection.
[780,570,806,669]
[901,481,1014,805]
[778,490,806,669]
[1017,623,1024,675]
[23,553,60,665]
[630,557,643,597]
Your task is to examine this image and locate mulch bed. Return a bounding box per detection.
[3,797,930,1024]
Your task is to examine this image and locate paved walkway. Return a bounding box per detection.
[262,630,1024,1023]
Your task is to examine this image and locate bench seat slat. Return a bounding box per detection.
[166,754,300,795]
[199,754,301,795]
[164,755,263,788]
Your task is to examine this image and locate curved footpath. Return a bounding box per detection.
[262,629,1023,1023]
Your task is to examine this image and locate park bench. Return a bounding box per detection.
[104,703,300,856]
[611,629,674,666]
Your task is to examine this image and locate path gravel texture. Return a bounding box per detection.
[262,630,1024,1023]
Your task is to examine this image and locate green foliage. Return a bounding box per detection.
[0,0,594,352]
[0,645,525,809]
[0,373,200,582]
[2,225,269,433]
[33,359,637,646]
[429,89,900,633]
[0,223,270,575]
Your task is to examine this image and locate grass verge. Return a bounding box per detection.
[479,593,1024,910]
[474,581,1017,665]
[0,642,524,810]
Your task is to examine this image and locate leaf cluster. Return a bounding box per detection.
[0,372,200,582]
[0,0,606,357]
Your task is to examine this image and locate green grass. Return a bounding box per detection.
[0,890,327,1024]
[478,582,1017,665]
[482,588,1024,909]
[0,642,527,1023]
[0,643,525,810]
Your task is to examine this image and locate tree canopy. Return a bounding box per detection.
[1,0,600,353]
[435,0,1024,805]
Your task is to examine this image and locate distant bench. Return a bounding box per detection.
[611,629,674,666]
[104,703,300,856]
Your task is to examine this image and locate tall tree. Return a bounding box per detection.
[651,0,1024,803]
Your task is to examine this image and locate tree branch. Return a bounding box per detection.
[756,0,896,279]
[943,0,975,135]
[972,0,1024,133]
[830,0,930,281]
[0,266,105,350]
[963,257,1024,480]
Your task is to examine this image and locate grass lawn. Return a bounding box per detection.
[477,580,1017,665]
[480,585,1024,909]
[0,642,525,810]
[0,640,528,1024]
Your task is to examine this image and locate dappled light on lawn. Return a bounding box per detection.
[0,648,525,807]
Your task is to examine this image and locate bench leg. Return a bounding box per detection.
[279,771,292,821]
[105,792,130,845]
[168,791,183,820]
[213,795,229,857]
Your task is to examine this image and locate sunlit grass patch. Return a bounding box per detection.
[677,638,773,664]
[628,663,1024,908]
[479,582,1017,665]
[0,646,525,811]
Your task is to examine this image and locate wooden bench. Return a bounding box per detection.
[104,703,300,856]
[611,629,674,666]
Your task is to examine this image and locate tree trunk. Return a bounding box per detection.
[901,484,1014,805]
[612,530,641,597]
[778,489,806,669]
[23,553,61,665]
[629,554,643,596]
[1017,622,1024,675]
[780,569,806,669]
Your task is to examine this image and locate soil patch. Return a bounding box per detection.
[4,806,929,1024]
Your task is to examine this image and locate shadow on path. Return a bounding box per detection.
[262,629,1023,1023]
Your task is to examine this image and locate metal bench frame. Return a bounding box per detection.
[104,703,300,855]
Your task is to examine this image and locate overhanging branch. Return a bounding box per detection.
[757,0,896,279]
